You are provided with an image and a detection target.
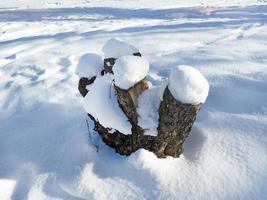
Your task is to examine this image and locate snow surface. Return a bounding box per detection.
[1,0,267,199]
[137,84,166,136]
[75,53,103,78]
[0,179,16,200]
[0,0,265,9]
[102,38,139,58]
[83,74,132,135]
[168,65,209,105]
[113,56,149,90]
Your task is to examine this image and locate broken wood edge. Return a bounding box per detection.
[114,77,149,127]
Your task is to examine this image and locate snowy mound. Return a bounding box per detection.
[102,38,139,58]
[113,56,149,90]
[75,53,103,78]
[83,74,132,134]
[168,65,209,105]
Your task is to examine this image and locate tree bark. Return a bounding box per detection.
[78,76,96,97]
[114,78,149,126]
[154,87,201,157]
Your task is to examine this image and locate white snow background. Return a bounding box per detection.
[0,0,267,199]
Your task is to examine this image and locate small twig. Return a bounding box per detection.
[109,79,115,99]
[86,119,91,139]
[85,119,99,153]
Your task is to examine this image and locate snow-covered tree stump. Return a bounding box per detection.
[76,39,209,158]
[154,87,201,157]
[81,83,202,158]
[103,39,142,73]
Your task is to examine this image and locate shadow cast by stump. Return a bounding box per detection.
[183,126,206,162]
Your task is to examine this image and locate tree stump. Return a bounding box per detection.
[77,42,207,158]
[79,74,202,158]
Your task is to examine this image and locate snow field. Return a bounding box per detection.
[0,0,267,199]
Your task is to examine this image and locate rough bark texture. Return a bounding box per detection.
[114,78,149,125]
[154,87,201,157]
[87,113,154,156]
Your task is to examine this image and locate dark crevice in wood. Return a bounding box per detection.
[78,76,96,97]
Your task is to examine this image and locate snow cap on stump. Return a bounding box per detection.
[168,65,209,105]
[75,53,102,78]
[113,56,149,90]
[102,38,139,58]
